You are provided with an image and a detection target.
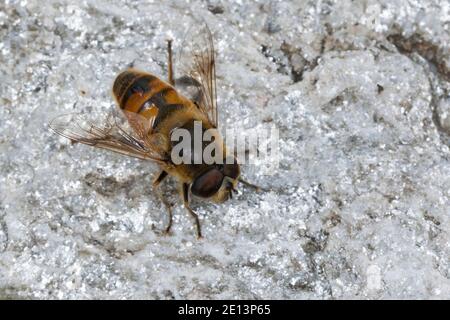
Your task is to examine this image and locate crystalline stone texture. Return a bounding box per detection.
[0,0,449,299]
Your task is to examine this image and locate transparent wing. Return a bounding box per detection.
[50,111,168,163]
[176,23,218,128]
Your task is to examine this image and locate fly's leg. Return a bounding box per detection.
[167,40,175,86]
[153,170,172,234]
[154,170,168,186]
[182,183,202,239]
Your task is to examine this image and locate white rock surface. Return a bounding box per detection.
[0,0,449,299]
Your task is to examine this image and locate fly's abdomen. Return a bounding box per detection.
[113,69,186,128]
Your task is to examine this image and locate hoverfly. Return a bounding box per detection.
[51,25,260,238]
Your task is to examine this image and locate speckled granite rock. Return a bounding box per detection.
[0,0,449,299]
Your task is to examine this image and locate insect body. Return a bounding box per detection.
[51,27,258,238]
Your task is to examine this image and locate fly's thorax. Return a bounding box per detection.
[169,118,225,164]
[165,117,237,193]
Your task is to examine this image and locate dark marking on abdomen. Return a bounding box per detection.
[120,74,156,109]
[137,87,173,113]
[137,86,183,128]
[152,104,184,128]
[113,71,138,101]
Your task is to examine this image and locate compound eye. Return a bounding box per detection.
[191,169,224,198]
[223,162,240,179]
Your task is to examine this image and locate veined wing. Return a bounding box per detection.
[50,111,168,164]
[176,23,218,128]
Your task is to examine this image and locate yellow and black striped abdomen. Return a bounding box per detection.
[113,69,187,129]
